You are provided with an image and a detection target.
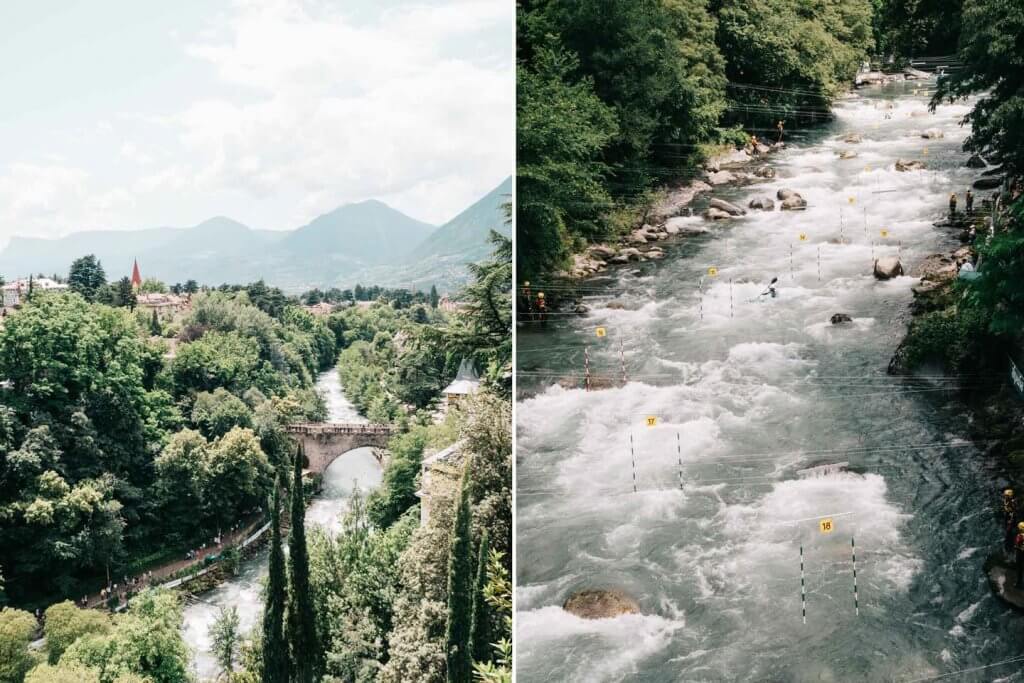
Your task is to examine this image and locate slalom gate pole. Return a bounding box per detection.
[730,279,734,318]
[817,246,821,282]
[584,346,591,392]
[619,337,627,384]
[852,536,859,616]
[790,244,794,280]
[630,432,637,493]
[676,431,683,490]
[800,545,807,624]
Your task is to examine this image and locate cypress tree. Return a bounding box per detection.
[261,482,288,683]
[149,309,161,336]
[286,443,320,682]
[445,464,474,682]
[470,528,491,665]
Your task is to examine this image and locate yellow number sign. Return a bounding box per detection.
[922,147,929,156]
[799,233,808,242]
[880,229,890,238]
[595,327,607,338]
[819,518,834,534]
[848,196,856,204]
[864,165,872,172]
[707,267,718,277]
[645,416,658,427]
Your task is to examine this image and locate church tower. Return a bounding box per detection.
[131,260,142,289]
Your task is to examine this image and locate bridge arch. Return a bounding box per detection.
[286,422,395,474]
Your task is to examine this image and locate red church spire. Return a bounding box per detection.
[131,259,142,288]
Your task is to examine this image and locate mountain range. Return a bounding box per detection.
[0,176,511,293]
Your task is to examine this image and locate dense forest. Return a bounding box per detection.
[0,220,512,682]
[516,0,973,281]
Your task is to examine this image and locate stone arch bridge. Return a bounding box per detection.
[286,422,394,473]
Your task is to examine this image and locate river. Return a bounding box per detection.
[181,369,382,680]
[516,81,1019,681]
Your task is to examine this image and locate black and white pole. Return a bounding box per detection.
[851,536,859,616]
[584,346,591,392]
[817,246,822,282]
[863,207,868,238]
[699,281,704,321]
[790,244,794,280]
[630,432,638,493]
[619,337,627,385]
[676,431,683,490]
[800,545,807,624]
[729,279,734,319]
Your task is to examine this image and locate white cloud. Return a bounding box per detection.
[176,0,514,224]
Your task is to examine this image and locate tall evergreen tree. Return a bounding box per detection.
[470,528,491,665]
[445,464,475,682]
[286,443,320,681]
[67,254,107,302]
[430,284,440,308]
[149,309,161,336]
[261,482,288,683]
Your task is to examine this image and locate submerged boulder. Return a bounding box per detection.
[874,256,904,280]
[838,150,859,160]
[563,589,640,619]
[974,176,1003,190]
[965,154,988,169]
[830,313,853,324]
[841,133,863,144]
[748,197,775,211]
[780,196,808,211]
[754,166,776,179]
[707,170,737,185]
[921,128,945,139]
[895,159,927,172]
[704,207,733,220]
[709,198,747,216]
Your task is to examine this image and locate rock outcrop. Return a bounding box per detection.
[873,256,904,280]
[830,313,853,324]
[709,198,746,216]
[563,589,640,620]
[748,197,775,211]
[896,159,926,172]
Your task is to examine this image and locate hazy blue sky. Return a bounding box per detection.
[0,0,513,242]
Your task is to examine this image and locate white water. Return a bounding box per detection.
[517,82,1018,681]
[181,369,382,680]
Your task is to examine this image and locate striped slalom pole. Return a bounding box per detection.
[800,545,807,624]
[619,337,627,384]
[584,346,591,392]
[729,279,734,318]
[676,431,683,490]
[790,244,794,280]
[817,246,821,282]
[863,207,868,238]
[630,432,637,493]
[852,536,859,616]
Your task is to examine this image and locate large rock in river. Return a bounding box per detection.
[707,170,737,185]
[780,196,807,211]
[749,197,775,211]
[874,256,904,280]
[664,217,709,236]
[754,166,776,179]
[974,176,1003,190]
[830,313,853,325]
[709,198,746,216]
[921,128,945,139]
[704,207,733,220]
[895,159,927,172]
[777,188,801,201]
[563,589,640,619]
[965,154,988,169]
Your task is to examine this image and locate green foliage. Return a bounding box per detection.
[43,601,110,664]
[516,40,617,278]
[171,331,268,395]
[471,550,512,683]
[67,256,106,303]
[0,607,36,683]
[137,279,166,295]
[964,206,1024,334]
[191,388,254,439]
[469,530,490,664]
[210,606,241,677]
[61,589,189,683]
[368,428,431,529]
[261,485,288,683]
[445,466,474,683]
[933,0,1024,177]
[874,0,963,57]
[286,445,321,682]
[899,298,991,371]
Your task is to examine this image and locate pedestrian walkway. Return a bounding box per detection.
[79,513,265,611]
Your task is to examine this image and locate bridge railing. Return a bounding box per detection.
[286,422,394,436]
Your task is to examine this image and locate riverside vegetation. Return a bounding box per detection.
[0,224,511,682]
[515,0,989,283]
